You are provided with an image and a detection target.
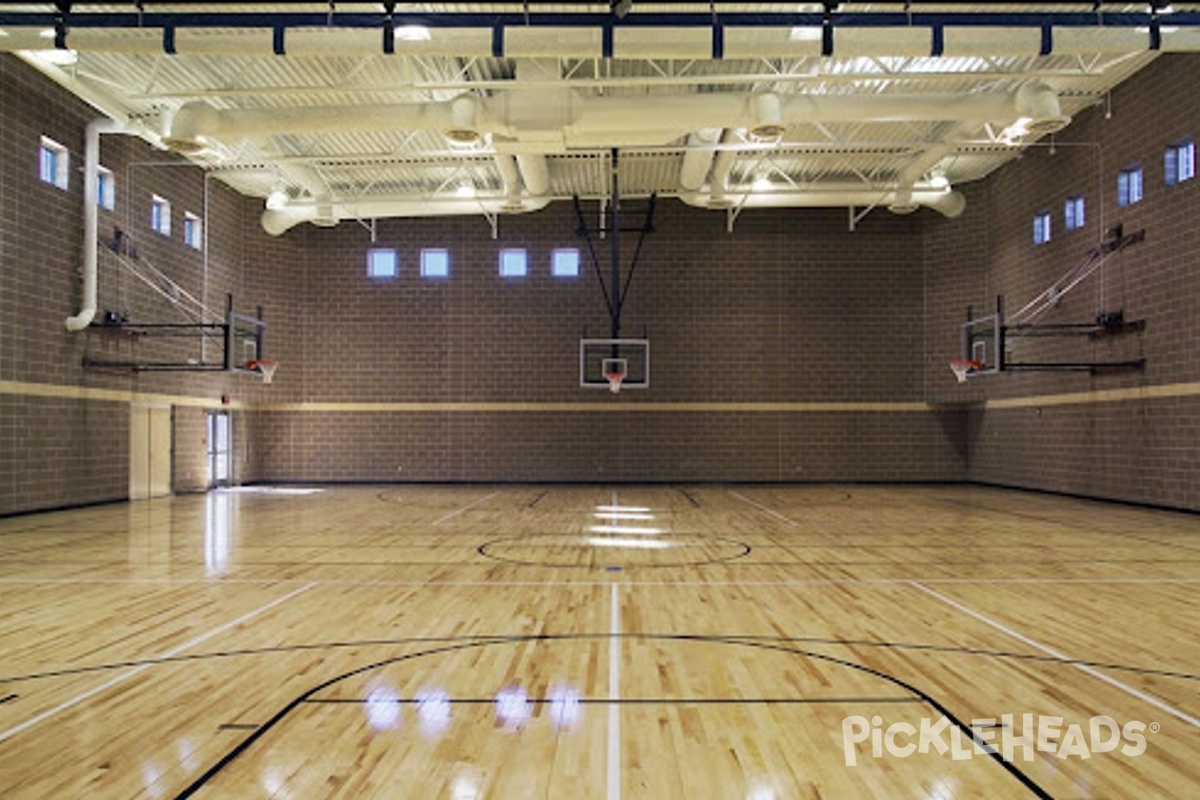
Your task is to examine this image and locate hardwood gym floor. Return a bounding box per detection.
[0,485,1197,799]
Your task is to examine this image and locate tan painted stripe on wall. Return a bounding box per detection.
[0,380,243,410]
[981,381,1200,410]
[251,400,933,413]
[4,378,1200,413]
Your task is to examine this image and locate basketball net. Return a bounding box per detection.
[605,371,624,394]
[249,359,279,384]
[949,359,981,384]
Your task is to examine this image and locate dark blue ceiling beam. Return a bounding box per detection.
[5,9,1195,60]
[2,11,1198,30]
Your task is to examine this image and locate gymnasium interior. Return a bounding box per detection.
[1,3,1198,798]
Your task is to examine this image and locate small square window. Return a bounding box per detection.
[1032,211,1051,245]
[1165,140,1195,186]
[367,248,398,278]
[421,248,450,278]
[151,194,172,235]
[97,167,116,210]
[499,248,527,278]
[184,212,203,250]
[39,136,69,190]
[1117,166,1143,207]
[1064,195,1085,231]
[552,248,580,278]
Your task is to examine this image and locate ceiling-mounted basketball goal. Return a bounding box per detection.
[575,149,655,394]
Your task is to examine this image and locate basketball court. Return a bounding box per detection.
[1,484,1197,798]
[4,2,1200,798]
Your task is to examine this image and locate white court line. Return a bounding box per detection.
[608,581,621,800]
[727,490,799,527]
[431,491,501,526]
[911,581,1200,729]
[0,582,316,743]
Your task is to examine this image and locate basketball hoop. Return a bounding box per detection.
[949,359,982,384]
[247,359,279,384]
[604,370,624,394]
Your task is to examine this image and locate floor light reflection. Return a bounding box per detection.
[416,688,451,735]
[494,687,530,728]
[364,683,402,731]
[547,685,582,731]
[587,537,672,550]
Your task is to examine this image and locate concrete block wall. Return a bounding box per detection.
[924,54,1200,510]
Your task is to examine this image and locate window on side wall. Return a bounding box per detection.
[367,248,398,278]
[97,166,116,210]
[1165,140,1195,186]
[499,248,527,278]
[552,248,580,278]
[421,248,450,278]
[184,212,203,250]
[1064,195,1085,231]
[1032,211,1051,245]
[151,194,172,235]
[1117,166,1143,207]
[39,136,69,189]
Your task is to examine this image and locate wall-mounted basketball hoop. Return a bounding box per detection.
[246,358,279,384]
[956,225,1147,380]
[949,359,983,383]
[83,291,271,377]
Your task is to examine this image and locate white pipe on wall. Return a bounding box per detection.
[67,118,128,332]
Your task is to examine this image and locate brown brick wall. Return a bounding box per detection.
[12,49,1200,512]
[251,409,959,484]
[925,54,1200,510]
[243,192,952,484]
[0,54,291,514]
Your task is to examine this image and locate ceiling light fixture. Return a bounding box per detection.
[394,24,431,41]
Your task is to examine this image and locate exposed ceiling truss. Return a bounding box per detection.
[3,2,1196,233]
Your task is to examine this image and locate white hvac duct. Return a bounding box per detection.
[680,187,966,219]
[679,128,722,192]
[262,197,552,236]
[67,118,129,332]
[493,154,522,204]
[886,120,978,214]
[515,154,551,196]
[706,129,741,204]
[165,98,471,152]
[166,84,1066,154]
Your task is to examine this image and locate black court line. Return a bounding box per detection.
[0,693,17,705]
[216,723,259,730]
[526,490,549,509]
[4,632,1197,687]
[304,696,923,706]
[678,488,702,508]
[170,634,1051,800]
